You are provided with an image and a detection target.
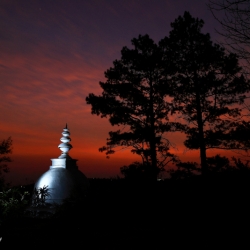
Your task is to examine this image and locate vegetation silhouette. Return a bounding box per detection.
[1,175,250,248]
[208,0,250,67]
[86,34,183,181]
[226,120,250,152]
[208,0,250,155]
[87,11,249,178]
[0,137,12,190]
[160,11,248,175]
[168,161,198,180]
[0,186,30,225]
[32,185,51,208]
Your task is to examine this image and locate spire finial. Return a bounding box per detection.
[58,125,72,159]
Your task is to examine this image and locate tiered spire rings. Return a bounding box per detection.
[58,123,72,159]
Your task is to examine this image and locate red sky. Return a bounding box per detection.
[0,0,245,185]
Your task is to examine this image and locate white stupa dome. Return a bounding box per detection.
[32,124,89,206]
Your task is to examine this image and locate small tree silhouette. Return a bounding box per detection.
[0,137,12,190]
[32,185,50,207]
[0,187,30,224]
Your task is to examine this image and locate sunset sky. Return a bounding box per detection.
[1,0,242,185]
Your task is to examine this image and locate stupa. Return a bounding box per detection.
[32,124,89,206]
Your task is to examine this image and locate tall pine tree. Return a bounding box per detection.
[86,35,179,180]
[160,12,249,175]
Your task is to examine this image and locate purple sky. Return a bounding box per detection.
[0,0,228,185]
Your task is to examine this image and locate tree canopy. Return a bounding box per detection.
[86,11,249,179]
[86,35,179,180]
[161,11,249,174]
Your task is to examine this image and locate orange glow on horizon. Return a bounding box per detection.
[1,0,247,186]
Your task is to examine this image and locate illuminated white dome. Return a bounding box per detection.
[33,124,89,205]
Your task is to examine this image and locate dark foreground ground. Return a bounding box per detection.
[1,173,250,249]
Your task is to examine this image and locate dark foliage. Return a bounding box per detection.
[86,34,181,179]
[0,186,30,225]
[1,177,250,248]
[160,11,249,175]
[120,161,163,181]
[207,154,232,172]
[225,120,250,151]
[232,156,250,171]
[168,161,198,179]
[208,0,250,67]
[86,12,249,178]
[0,137,12,190]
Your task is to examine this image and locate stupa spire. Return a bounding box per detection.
[58,124,72,159]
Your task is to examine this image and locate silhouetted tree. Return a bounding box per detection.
[225,120,250,152]
[207,155,232,172]
[161,12,249,175]
[86,35,179,180]
[208,0,250,156]
[208,0,250,67]
[120,161,163,181]
[232,156,250,171]
[0,137,12,189]
[120,162,146,181]
[168,161,198,180]
[0,187,29,223]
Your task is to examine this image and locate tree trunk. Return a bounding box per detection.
[149,78,158,181]
[195,81,207,176]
